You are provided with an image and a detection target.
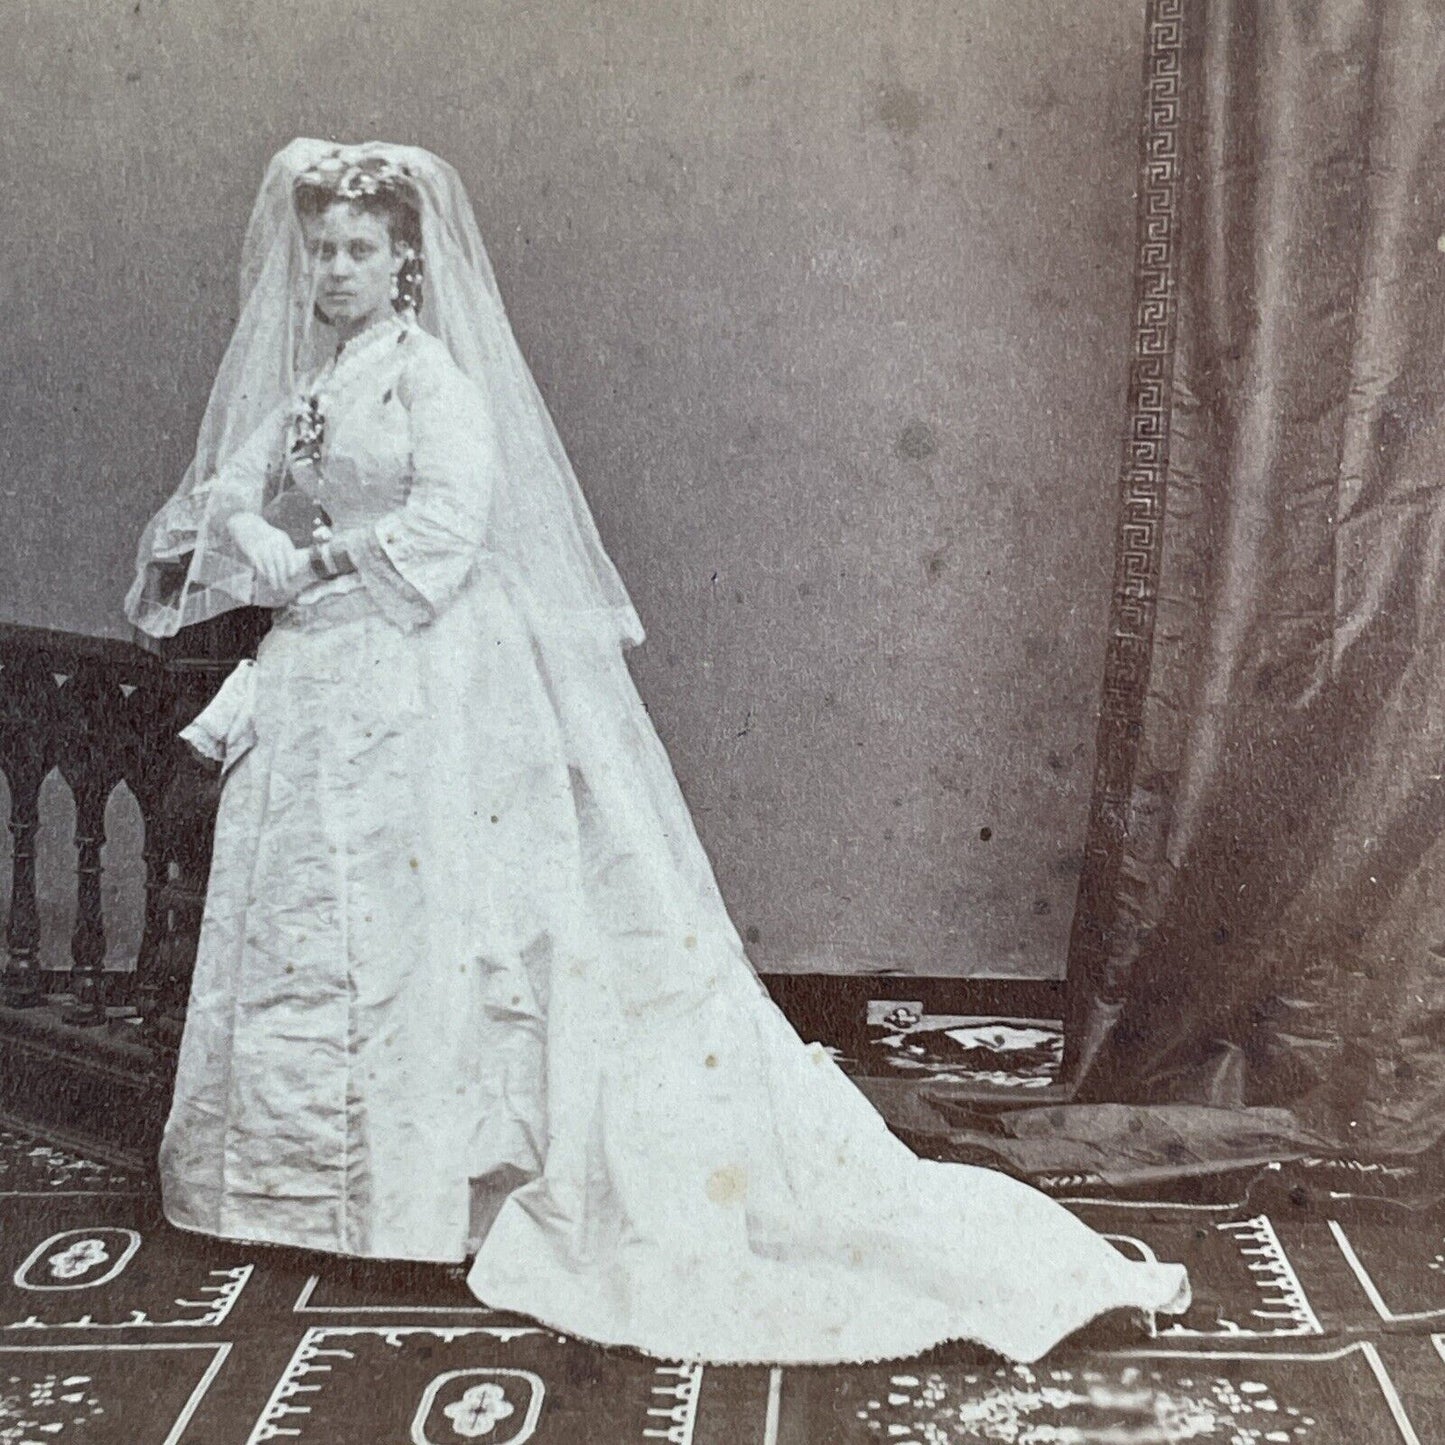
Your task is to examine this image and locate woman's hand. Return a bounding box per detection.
[228,513,310,593]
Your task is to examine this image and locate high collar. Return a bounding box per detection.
[331,308,407,360]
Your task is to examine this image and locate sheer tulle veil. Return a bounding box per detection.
[124,138,643,650]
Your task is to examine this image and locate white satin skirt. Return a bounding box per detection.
[160,564,1190,1364]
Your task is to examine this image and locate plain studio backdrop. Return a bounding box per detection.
[0,0,1143,981]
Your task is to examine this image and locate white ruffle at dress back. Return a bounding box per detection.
[162,312,1190,1365]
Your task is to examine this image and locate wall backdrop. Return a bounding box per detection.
[0,0,1144,978]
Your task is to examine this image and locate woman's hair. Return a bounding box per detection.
[293,182,423,253]
[292,155,425,314]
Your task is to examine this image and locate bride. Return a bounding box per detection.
[125,138,1188,1365]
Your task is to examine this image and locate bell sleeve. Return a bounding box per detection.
[338,341,498,631]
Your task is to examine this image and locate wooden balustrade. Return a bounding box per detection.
[0,614,266,1163]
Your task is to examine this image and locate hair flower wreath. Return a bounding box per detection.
[294,149,419,204]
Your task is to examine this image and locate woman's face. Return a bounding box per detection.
[301,202,399,334]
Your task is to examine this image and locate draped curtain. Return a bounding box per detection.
[1065,0,1445,1158]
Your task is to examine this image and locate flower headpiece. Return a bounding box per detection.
[292,149,420,209]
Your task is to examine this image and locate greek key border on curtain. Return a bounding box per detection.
[1065,0,1183,1015]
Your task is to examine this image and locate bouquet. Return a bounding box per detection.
[262,484,332,547]
[263,391,332,545]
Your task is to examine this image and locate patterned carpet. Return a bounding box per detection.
[825,1005,1064,1091]
[3,1032,1445,1442]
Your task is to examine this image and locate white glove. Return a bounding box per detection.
[228,513,309,593]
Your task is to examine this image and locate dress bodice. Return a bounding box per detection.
[263,311,498,632]
[287,316,417,530]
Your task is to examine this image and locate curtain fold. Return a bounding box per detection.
[1063,0,1445,1159]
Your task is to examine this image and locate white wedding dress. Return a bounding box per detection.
[159,308,1189,1365]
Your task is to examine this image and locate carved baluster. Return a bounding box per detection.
[0,654,56,1009]
[132,813,172,1022]
[55,662,122,1028]
[64,776,110,1027]
[122,666,171,1027]
[3,754,46,1009]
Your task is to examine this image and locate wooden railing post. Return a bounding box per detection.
[64,777,110,1027]
[3,763,47,1010]
[127,660,185,1029]
[0,653,55,1009]
[135,827,170,1001]
[56,661,123,1028]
